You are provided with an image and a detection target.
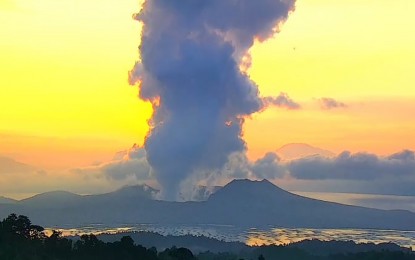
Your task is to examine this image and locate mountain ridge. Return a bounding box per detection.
[0,179,414,231]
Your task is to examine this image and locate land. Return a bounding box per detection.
[1,179,415,231]
[0,214,414,260]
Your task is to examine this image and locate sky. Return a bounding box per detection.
[1,0,415,202]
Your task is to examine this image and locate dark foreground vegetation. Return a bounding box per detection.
[0,214,414,260]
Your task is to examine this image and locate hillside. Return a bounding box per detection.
[1,180,414,231]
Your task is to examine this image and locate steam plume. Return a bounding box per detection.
[129,0,296,199]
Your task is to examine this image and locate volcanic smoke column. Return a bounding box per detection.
[129,0,296,199]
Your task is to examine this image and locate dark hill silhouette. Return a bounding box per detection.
[96,232,413,255]
[18,184,157,208]
[20,191,82,208]
[96,232,248,254]
[287,239,412,256]
[206,179,415,229]
[208,179,293,202]
[1,179,415,230]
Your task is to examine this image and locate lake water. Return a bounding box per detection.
[46,224,415,249]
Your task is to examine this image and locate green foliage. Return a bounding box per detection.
[0,214,158,260]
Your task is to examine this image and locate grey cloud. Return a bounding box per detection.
[289,150,415,181]
[251,152,285,179]
[263,92,301,110]
[74,146,153,182]
[388,149,415,161]
[218,153,251,179]
[205,152,286,184]
[102,157,151,181]
[127,144,147,160]
[103,147,152,181]
[318,97,347,110]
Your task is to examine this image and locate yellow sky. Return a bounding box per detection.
[0,0,150,168]
[1,0,415,169]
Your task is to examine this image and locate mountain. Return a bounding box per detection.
[17,184,157,209]
[276,143,335,161]
[20,191,83,208]
[1,180,414,231]
[204,180,415,229]
[92,184,158,201]
[0,196,17,204]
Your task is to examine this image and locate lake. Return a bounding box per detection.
[46,224,415,249]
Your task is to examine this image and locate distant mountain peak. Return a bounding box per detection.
[226,178,274,187]
[20,190,82,207]
[208,178,291,202]
[226,178,278,187]
[276,143,335,161]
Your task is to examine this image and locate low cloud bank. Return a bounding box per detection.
[289,150,415,180]
[2,147,414,199]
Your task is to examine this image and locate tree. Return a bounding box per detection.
[1,213,45,240]
[159,246,196,260]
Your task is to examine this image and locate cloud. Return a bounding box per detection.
[199,152,286,187]
[3,144,415,199]
[285,150,415,196]
[101,158,151,181]
[318,97,347,110]
[129,0,296,199]
[74,145,153,183]
[388,149,415,161]
[251,152,286,179]
[263,92,301,110]
[289,150,415,180]
[0,156,37,174]
[0,156,111,197]
[0,147,151,198]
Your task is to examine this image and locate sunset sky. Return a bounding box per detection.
[1,0,415,199]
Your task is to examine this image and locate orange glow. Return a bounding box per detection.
[151,96,161,108]
[1,0,414,176]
